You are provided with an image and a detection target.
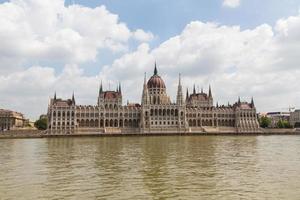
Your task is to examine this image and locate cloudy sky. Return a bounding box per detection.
[0,0,300,120]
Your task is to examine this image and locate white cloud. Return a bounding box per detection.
[1,0,300,119]
[100,18,300,113]
[0,0,152,74]
[0,64,102,119]
[133,29,154,42]
[223,0,240,8]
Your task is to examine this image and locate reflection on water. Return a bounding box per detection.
[1,136,300,199]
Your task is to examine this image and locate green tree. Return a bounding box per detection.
[277,119,284,128]
[34,118,48,130]
[259,116,271,128]
[277,119,292,128]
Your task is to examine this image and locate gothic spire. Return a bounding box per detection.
[142,73,149,105]
[251,97,254,107]
[72,92,75,105]
[119,82,122,94]
[178,73,181,86]
[186,88,189,100]
[209,85,212,98]
[176,73,183,105]
[99,80,103,93]
[238,96,241,104]
[201,87,203,93]
[54,91,56,100]
[193,84,196,94]
[154,62,158,75]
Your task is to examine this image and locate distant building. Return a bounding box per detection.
[266,112,290,128]
[290,110,300,128]
[0,109,27,131]
[47,64,260,134]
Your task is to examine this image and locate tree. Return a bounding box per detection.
[277,119,292,129]
[277,119,285,128]
[34,118,48,130]
[259,116,271,128]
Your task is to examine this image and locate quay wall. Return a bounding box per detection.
[0,128,299,139]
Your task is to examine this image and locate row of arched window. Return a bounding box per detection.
[149,109,182,117]
[188,119,235,127]
[52,111,75,117]
[78,119,140,128]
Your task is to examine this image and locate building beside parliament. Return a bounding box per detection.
[47,64,260,134]
[0,109,28,131]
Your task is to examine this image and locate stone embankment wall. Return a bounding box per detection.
[0,129,44,139]
[261,128,299,134]
[0,128,299,139]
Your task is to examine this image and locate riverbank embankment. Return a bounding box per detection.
[0,128,299,139]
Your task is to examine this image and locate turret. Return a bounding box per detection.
[119,82,122,95]
[72,92,76,105]
[142,73,150,105]
[193,84,196,95]
[176,73,184,105]
[209,85,212,98]
[99,81,103,94]
[186,88,189,101]
[251,97,254,108]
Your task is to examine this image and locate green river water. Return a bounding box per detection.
[0,135,300,199]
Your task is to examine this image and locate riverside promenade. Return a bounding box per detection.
[0,128,299,139]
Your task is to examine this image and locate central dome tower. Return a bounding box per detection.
[147,64,166,89]
[146,63,170,105]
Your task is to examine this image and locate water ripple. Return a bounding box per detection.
[0,136,300,199]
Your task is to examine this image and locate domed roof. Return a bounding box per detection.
[147,64,166,89]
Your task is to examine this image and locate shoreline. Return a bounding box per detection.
[0,129,299,139]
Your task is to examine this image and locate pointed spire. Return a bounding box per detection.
[119,82,122,94]
[193,84,196,94]
[154,61,158,75]
[251,97,254,107]
[186,88,189,100]
[209,85,212,98]
[201,87,203,93]
[142,73,149,105]
[54,91,56,100]
[72,92,75,105]
[116,84,119,92]
[176,73,183,105]
[99,80,103,93]
[216,102,219,107]
[238,96,241,104]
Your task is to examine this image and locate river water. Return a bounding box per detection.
[0,136,300,199]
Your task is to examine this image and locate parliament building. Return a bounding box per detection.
[47,64,260,134]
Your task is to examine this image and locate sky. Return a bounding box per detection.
[0,0,300,120]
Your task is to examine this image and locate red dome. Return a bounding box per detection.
[147,75,166,89]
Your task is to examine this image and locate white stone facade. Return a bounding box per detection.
[290,110,300,127]
[47,65,260,134]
